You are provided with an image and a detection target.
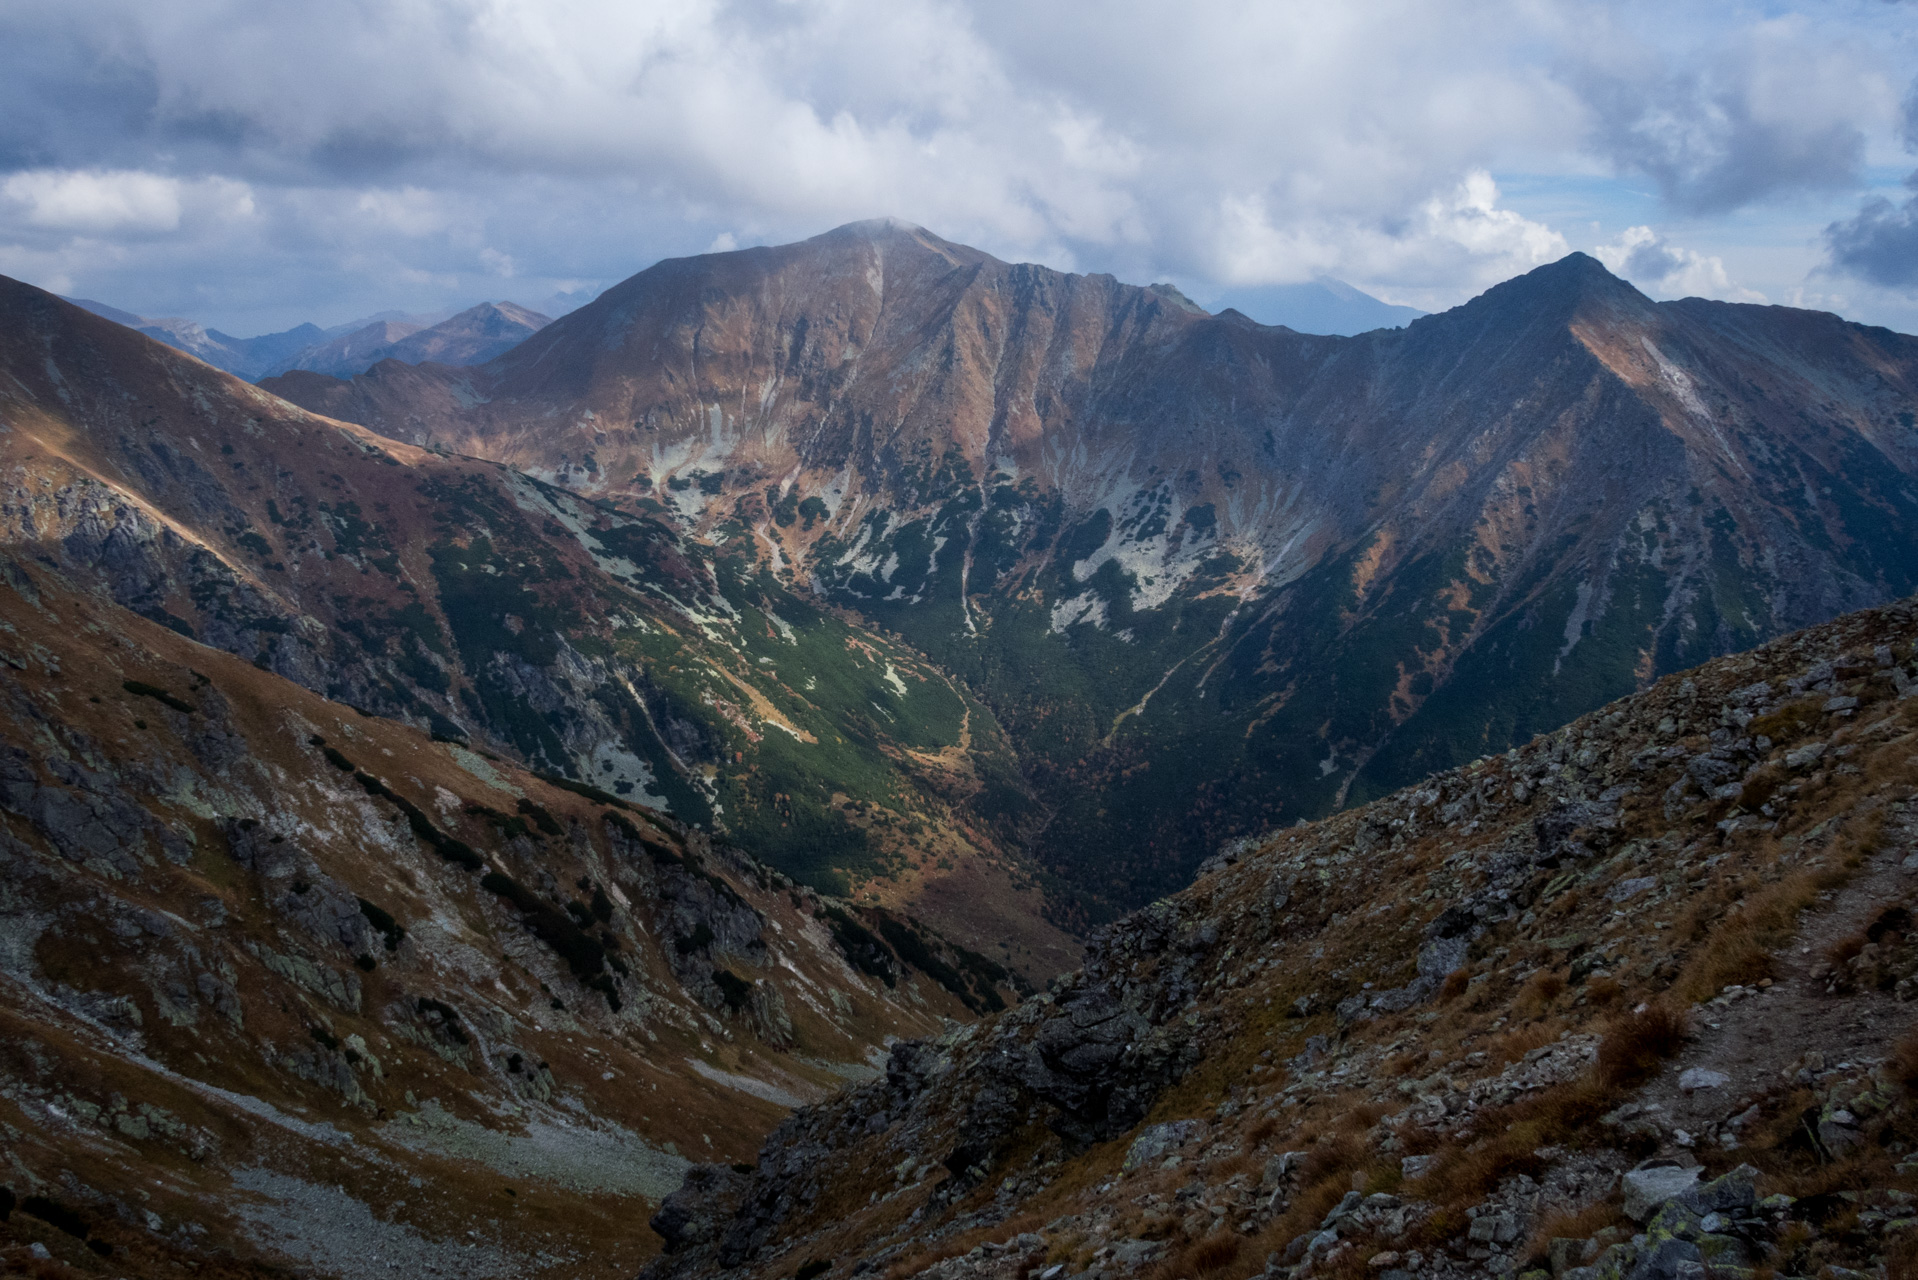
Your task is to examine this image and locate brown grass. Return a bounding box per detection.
[1438,969,1471,1003]
[1673,858,1854,1002]
[1515,970,1567,1019]
[1750,698,1823,743]
[1597,1004,1688,1088]
[1488,1022,1556,1067]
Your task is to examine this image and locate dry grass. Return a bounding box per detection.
[1514,970,1567,1019]
[1674,860,1852,1003]
[1596,1003,1688,1088]
[1438,970,1471,1003]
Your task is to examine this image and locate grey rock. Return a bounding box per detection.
[1676,1067,1728,1092]
[1622,1164,1701,1221]
[1624,1234,1703,1279]
[1106,1240,1161,1268]
[1676,1164,1759,1216]
[1320,1190,1361,1229]
[1121,1119,1205,1171]
[651,1164,751,1253]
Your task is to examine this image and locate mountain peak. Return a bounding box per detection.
[1452,249,1653,331]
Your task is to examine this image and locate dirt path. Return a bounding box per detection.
[1638,802,1918,1140]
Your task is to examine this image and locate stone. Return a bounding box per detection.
[1106,1240,1161,1268]
[1321,1190,1362,1228]
[1677,1067,1728,1093]
[1623,1164,1701,1222]
[1549,1237,1595,1273]
[1609,877,1658,902]
[1400,1154,1436,1179]
[1627,1235,1704,1278]
[1785,742,1826,770]
[1121,1119,1205,1171]
[1676,1164,1760,1216]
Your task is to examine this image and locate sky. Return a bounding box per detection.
[2,0,1916,337]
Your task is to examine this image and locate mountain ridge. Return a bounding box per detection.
[257,220,1918,916]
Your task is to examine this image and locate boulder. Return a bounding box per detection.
[1623,1164,1701,1222]
[1676,1164,1761,1217]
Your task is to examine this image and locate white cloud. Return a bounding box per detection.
[2,170,184,233]
[1213,171,1568,309]
[478,246,516,277]
[0,0,1911,331]
[1594,225,1765,302]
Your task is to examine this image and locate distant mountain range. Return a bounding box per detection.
[263,300,552,378]
[1205,276,1426,334]
[61,296,553,381]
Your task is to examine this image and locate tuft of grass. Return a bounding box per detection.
[1596,1004,1688,1088]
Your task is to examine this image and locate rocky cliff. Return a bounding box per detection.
[636,591,1918,1280]
[262,221,1918,918]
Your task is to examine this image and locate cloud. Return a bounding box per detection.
[4,169,185,233]
[1825,180,1918,291]
[1594,226,1764,302]
[1821,75,1918,295]
[0,0,1910,331]
[1213,171,1569,310]
[1569,20,1883,214]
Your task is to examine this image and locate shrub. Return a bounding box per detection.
[21,1194,90,1239]
[122,679,195,713]
[713,968,753,1010]
[480,871,607,980]
[357,897,406,950]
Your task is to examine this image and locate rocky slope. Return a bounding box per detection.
[0,556,1014,1279]
[637,591,1918,1280]
[262,220,1918,918]
[0,277,1077,972]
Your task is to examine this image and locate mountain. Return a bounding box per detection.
[264,302,551,379]
[261,220,1918,921]
[265,317,428,377]
[638,591,1918,1280]
[1205,276,1426,334]
[0,276,1089,1273]
[64,296,332,379]
[0,277,1080,974]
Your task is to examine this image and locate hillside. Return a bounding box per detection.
[0,278,1079,976]
[261,220,1918,919]
[0,559,1003,1278]
[636,592,1918,1280]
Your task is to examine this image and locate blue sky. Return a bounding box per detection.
[2,0,1915,336]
